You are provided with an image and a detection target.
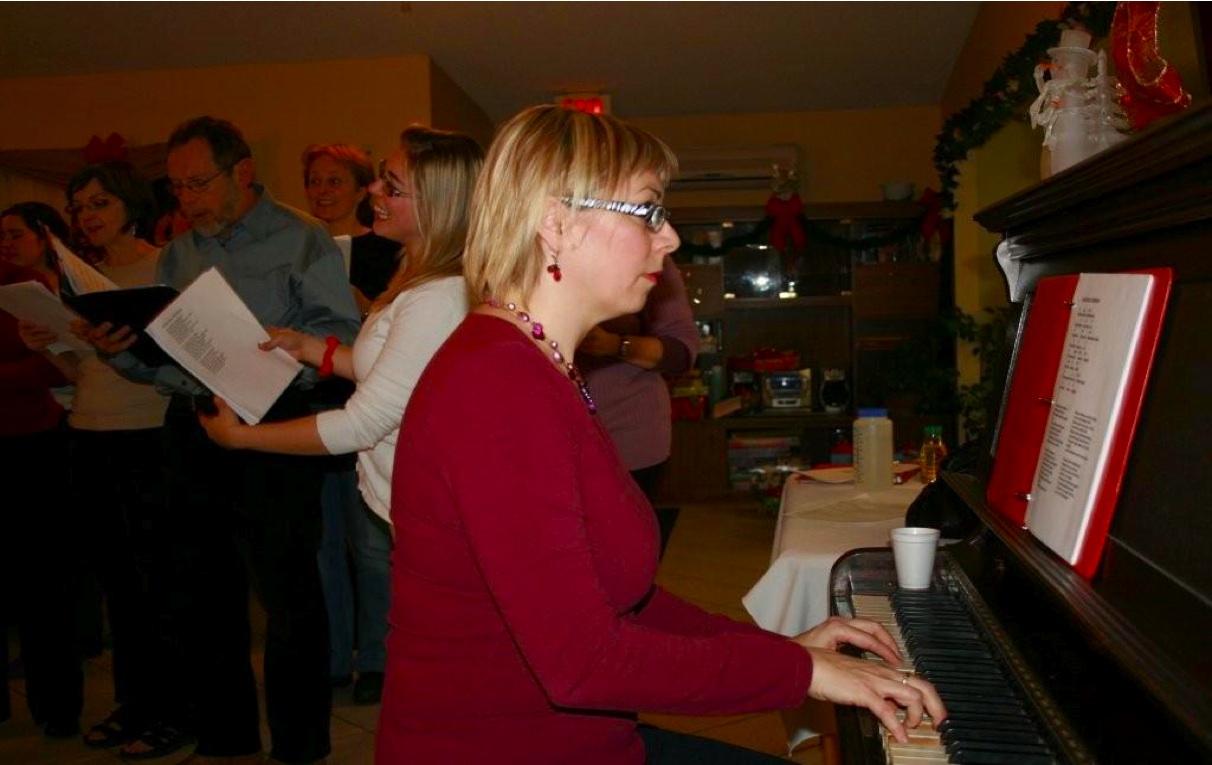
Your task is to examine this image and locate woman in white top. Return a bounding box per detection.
[199,125,484,524]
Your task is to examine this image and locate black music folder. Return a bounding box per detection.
[65,284,179,366]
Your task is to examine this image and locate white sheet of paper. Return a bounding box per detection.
[1026,272,1154,564]
[52,235,119,294]
[145,267,302,424]
[0,280,92,353]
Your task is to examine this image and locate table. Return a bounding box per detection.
[744,478,924,635]
[742,476,924,757]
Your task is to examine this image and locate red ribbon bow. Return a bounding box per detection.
[917,188,951,249]
[765,192,807,251]
[82,133,128,164]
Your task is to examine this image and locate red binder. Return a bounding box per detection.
[985,267,1173,578]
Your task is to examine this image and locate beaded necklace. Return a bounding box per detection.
[488,299,597,414]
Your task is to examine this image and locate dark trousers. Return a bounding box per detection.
[69,426,187,725]
[640,725,787,764]
[0,425,83,726]
[164,394,331,763]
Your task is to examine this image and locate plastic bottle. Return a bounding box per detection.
[853,408,894,491]
[918,425,949,484]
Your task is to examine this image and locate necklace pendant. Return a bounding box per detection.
[485,298,595,415]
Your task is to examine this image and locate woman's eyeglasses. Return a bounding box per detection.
[378,159,414,199]
[65,197,115,216]
[561,197,669,232]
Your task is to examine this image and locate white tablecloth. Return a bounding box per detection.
[744,479,925,636]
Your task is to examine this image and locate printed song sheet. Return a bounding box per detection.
[145,267,302,424]
[0,280,92,353]
[1026,272,1155,563]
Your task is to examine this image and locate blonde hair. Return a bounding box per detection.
[464,105,678,305]
[370,126,485,313]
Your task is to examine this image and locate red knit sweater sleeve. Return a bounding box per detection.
[632,585,778,639]
[435,338,811,717]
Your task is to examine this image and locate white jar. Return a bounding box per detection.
[853,407,894,491]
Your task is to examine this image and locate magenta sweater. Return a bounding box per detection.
[379,313,811,765]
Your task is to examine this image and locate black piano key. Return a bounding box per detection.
[913,646,997,661]
[937,714,1041,734]
[940,726,1045,746]
[916,669,1013,683]
[948,739,1055,759]
[931,685,1024,704]
[948,749,1055,765]
[941,699,1030,717]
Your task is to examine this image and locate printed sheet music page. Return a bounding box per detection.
[1026,272,1155,564]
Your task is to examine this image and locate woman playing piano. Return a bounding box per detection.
[377,104,946,765]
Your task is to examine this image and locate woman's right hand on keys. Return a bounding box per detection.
[801,647,947,744]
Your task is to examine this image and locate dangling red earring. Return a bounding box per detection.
[546,256,562,282]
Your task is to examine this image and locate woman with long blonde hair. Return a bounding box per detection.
[199,125,484,537]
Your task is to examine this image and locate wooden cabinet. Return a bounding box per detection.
[656,202,948,501]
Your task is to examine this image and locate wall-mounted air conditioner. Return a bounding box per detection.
[670,144,799,191]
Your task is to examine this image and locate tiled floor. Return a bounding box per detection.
[3,498,826,765]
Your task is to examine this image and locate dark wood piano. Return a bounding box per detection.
[830,101,1212,764]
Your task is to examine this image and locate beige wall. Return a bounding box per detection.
[632,106,941,208]
[429,63,496,149]
[941,2,1066,118]
[0,54,491,213]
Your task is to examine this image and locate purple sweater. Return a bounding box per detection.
[581,255,700,470]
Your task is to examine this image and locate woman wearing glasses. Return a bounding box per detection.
[376,105,945,764]
[198,126,482,545]
[13,163,193,759]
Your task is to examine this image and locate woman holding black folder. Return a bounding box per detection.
[15,162,193,760]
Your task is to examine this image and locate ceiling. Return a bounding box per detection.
[0,2,979,122]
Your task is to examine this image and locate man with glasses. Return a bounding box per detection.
[95,116,358,765]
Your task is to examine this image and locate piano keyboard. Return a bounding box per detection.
[852,592,1059,764]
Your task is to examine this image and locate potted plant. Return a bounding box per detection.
[951,305,1015,444]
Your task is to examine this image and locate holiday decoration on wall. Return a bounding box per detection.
[933,2,1117,210]
[1028,29,1129,176]
[765,166,807,253]
[1110,1,1192,130]
[82,133,129,164]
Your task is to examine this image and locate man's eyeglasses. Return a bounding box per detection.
[168,166,231,197]
[65,197,115,216]
[561,197,669,232]
[378,159,413,199]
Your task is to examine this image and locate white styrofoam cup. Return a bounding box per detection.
[891,527,940,590]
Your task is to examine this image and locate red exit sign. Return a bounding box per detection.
[557,93,611,115]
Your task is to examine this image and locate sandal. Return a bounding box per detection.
[83,707,137,749]
[117,722,194,761]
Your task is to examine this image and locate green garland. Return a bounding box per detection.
[934,1,1117,210]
